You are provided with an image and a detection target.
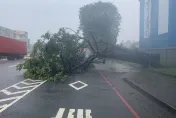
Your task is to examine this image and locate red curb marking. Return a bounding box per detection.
[99,71,140,118]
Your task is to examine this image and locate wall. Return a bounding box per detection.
[147,48,176,67]
[168,0,176,47]
[139,0,176,67]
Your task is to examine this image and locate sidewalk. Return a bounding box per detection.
[124,69,176,110]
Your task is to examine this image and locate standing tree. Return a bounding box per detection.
[79,1,121,48]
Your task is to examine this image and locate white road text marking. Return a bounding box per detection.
[77,109,83,118]
[67,109,75,118]
[54,108,92,118]
[85,109,92,118]
[55,108,65,118]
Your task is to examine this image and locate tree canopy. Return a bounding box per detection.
[17,28,89,81]
[79,1,121,45]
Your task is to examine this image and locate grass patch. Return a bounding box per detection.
[116,60,139,66]
[150,68,176,77]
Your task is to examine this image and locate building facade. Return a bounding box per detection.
[139,0,176,66]
[139,0,176,49]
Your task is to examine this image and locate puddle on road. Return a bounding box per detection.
[94,59,140,73]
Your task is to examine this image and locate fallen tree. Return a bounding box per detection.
[16,28,101,81]
[16,1,159,81]
[16,1,122,81]
[16,27,160,82]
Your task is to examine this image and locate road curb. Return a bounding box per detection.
[123,78,176,113]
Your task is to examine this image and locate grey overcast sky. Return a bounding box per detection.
[0,0,139,44]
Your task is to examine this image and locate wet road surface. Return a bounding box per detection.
[0,59,176,118]
[0,59,24,90]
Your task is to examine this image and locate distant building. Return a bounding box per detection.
[139,0,176,66]
[13,30,28,42]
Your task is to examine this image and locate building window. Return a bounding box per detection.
[158,0,169,34]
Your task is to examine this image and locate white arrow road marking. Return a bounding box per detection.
[77,109,83,118]
[55,108,65,118]
[67,109,75,118]
[0,96,21,103]
[12,85,37,89]
[0,80,46,113]
[85,109,92,118]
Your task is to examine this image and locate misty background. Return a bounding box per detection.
[0,0,139,44]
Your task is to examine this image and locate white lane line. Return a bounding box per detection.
[0,104,8,113]
[0,104,7,109]
[9,65,17,68]
[27,79,43,82]
[0,96,21,103]
[2,89,29,95]
[0,79,32,92]
[77,109,83,118]
[67,109,75,118]
[20,81,42,85]
[12,85,37,89]
[0,80,46,113]
[55,108,65,118]
[85,109,92,118]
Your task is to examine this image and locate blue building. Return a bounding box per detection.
[139,0,176,48]
[139,0,176,66]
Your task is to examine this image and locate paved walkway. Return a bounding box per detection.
[125,69,176,110]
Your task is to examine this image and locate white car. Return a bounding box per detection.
[24,55,31,60]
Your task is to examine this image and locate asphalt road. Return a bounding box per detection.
[0,59,24,90]
[0,60,176,118]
